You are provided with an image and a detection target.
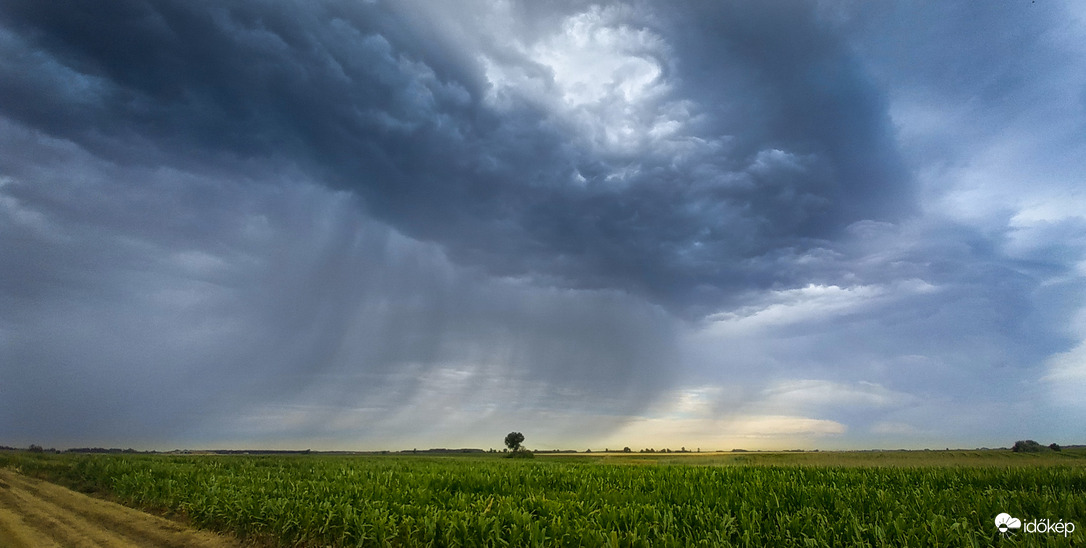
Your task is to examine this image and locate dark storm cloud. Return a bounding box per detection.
[0,0,913,315]
[0,119,675,446]
[658,1,912,225]
[3,0,1084,449]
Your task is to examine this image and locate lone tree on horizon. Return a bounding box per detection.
[505,432,525,452]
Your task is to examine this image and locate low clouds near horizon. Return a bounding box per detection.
[2,0,1084,450]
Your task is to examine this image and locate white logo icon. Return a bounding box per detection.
[995,513,1022,533]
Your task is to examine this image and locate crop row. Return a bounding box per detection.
[4,453,1084,546]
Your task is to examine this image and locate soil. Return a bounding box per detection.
[0,468,245,547]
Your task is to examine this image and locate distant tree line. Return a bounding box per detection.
[1012,440,1061,452]
[638,447,692,453]
[13,441,1066,456]
[405,448,485,454]
[66,447,142,453]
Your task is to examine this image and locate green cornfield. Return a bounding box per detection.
[3,451,1084,546]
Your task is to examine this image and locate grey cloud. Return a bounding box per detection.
[0,118,675,446]
[0,0,915,316]
[2,0,1084,450]
[679,213,1085,444]
[658,1,913,222]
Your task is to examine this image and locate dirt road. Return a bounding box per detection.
[0,468,244,547]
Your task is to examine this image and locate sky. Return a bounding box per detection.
[1,0,1084,451]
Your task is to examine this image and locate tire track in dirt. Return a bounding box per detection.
[0,468,244,548]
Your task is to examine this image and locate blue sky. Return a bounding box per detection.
[1,0,1084,450]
